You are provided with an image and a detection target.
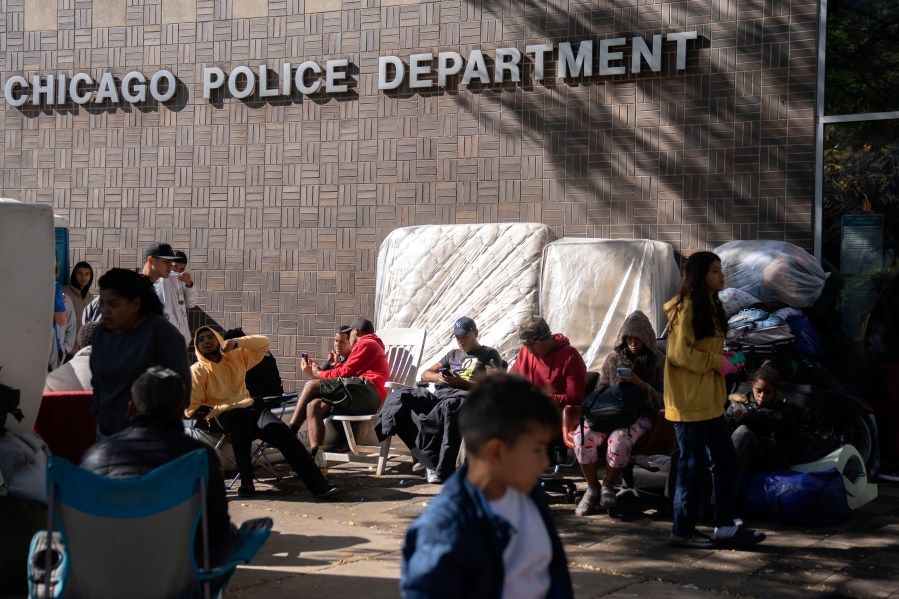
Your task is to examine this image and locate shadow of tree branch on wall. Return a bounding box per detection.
[451,0,808,247]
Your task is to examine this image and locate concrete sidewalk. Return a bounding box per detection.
[226,457,899,598]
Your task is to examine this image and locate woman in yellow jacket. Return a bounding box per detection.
[664,252,765,549]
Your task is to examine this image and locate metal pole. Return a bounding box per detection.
[813,0,828,261]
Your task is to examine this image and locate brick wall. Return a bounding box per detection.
[0,0,818,388]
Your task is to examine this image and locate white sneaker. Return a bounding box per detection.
[426,469,442,484]
[411,462,424,472]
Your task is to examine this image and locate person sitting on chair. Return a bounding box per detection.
[727,361,807,477]
[186,326,338,499]
[572,310,665,515]
[81,367,237,565]
[510,315,586,409]
[377,317,504,484]
[288,317,390,458]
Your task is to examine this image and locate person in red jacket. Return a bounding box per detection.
[510,316,586,408]
[289,318,390,454]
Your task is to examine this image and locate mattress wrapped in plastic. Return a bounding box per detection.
[375,223,556,367]
[714,240,828,308]
[539,239,680,372]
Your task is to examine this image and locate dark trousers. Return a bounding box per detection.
[217,408,328,493]
[672,415,739,537]
[377,386,467,478]
[376,387,440,466]
[732,424,790,476]
[870,362,899,465]
[417,392,466,479]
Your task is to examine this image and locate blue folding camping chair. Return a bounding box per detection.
[27,449,272,599]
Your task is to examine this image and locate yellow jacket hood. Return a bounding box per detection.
[194,326,225,365]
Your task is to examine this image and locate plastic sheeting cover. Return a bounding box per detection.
[715,240,828,308]
[0,199,55,433]
[540,239,679,372]
[375,223,556,369]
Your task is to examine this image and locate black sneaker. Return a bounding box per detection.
[237,484,257,498]
[313,485,340,499]
[668,531,717,549]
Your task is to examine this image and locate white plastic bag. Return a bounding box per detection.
[718,288,761,318]
[715,241,828,308]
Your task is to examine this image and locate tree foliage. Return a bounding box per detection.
[826,0,899,116]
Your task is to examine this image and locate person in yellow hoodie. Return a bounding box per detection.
[664,252,765,549]
[187,326,338,499]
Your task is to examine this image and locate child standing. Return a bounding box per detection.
[664,251,765,549]
[400,374,573,599]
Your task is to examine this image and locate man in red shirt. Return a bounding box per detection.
[289,318,390,452]
[510,315,586,408]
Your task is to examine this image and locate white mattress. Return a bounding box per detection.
[375,223,556,368]
[540,238,680,372]
[0,199,56,432]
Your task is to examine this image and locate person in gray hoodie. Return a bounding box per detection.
[573,310,665,515]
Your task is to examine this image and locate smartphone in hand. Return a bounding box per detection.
[727,352,745,365]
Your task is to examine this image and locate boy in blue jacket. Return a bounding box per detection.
[400,373,574,599]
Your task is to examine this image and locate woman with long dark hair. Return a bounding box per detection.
[89,268,191,437]
[664,251,765,548]
[62,261,94,355]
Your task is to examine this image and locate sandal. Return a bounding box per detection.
[668,531,717,549]
[714,523,766,547]
[575,490,600,516]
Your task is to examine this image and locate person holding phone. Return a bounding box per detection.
[727,361,808,477]
[289,318,390,459]
[664,251,765,549]
[377,317,504,484]
[188,326,338,499]
[573,311,666,515]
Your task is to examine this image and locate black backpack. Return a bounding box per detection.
[580,384,642,435]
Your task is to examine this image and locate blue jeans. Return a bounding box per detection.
[672,415,738,537]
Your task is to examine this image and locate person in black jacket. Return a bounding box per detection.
[81,367,236,565]
[865,272,899,481]
[728,361,807,476]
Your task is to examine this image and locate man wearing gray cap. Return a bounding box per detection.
[377,317,504,484]
[511,315,586,409]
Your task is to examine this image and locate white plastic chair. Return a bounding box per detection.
[323,327,427,476]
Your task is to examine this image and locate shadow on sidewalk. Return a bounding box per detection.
[248,530,376,569]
